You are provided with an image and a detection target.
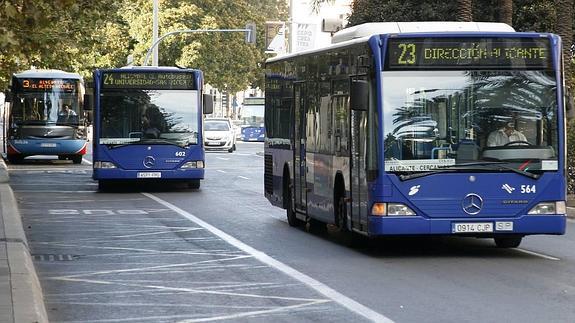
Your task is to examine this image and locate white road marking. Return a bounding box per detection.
[83,158,93,165]
[143,192,393,323]
[238,176,249,180]
[216,157,230,161]
[515,248,560,261]
[216,170,226,173]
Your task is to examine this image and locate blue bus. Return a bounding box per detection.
[3,69,88,164]
[92,67,213,190]
[240,96,265,141]
[264,22,567,248]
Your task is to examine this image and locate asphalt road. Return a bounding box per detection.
[7,142,575,322]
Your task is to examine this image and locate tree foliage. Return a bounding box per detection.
[1,0,287,93]
[0,0,126,89]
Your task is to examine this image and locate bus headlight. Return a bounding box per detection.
[94,161,117,169]
[181,161,204,169]
[371,203,415,216]
[528,201,566,215]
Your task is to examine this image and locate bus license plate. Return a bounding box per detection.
[137,172,161,178]
[40,143,57,147]
[452,222,493,233]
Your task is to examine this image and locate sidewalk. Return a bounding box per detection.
[0,158,48,323]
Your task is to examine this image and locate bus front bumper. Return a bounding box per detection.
[93,168,204,181]
[9,139,86,156]
[368,214,566,236]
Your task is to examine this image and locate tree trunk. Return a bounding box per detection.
[456,0,472,22]
[499,0,512,26]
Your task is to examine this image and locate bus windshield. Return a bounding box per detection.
[99,89,200,146]
[382,70,558,172]
[11,80,80,125]
[241,104,264,127]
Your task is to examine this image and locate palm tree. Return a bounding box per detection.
[456,0,472,22]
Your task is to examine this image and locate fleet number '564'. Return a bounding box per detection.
[521,185,536,193]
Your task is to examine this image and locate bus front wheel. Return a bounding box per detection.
[72,155,83,164]
[7,155,23,164]
[494,236,523,248]
[188,180,200,189]
[285,182,303,227]
[333,188,361,247]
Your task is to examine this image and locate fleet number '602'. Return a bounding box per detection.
[521,185,536,193]
[175,151,186,157]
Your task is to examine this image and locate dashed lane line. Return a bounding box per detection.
[143,192,394,323]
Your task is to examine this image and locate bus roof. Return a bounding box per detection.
[331,22,515,44]
[267,22,517,64]
[14,69,82,79]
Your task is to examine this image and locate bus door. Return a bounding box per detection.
[350,76,369,230]
[293,82,307,214]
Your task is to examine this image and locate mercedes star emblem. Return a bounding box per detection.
[462,193,483,215]
[143,156,155,168]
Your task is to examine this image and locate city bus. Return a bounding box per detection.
[264,22,567,248]
[92,66,213,190]
[240,96,265,141]
[3,69,88,164]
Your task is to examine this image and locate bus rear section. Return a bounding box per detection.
[4,69,88,164]
[264,22,567,248]
[92,67,213,190]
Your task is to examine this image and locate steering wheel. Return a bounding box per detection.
[503,140,531,147]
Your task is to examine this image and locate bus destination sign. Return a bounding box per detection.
[102,72,196,90]
[16,79,77,92]
[386,37,551,70]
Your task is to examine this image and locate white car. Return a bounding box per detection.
[204,118,237,153]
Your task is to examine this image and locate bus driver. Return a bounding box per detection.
[487,122,527,147]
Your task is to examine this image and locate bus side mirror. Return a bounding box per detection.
[4,90,12,103]
[83,94,93,111]
[203,94,214,114]
[350,79,368,111]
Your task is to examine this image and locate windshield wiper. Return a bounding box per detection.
[399,161,540,181]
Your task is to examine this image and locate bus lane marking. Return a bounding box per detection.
[143,192,394,323]
[216,170,227,173]
[515,248,560,261]
[238,176,249,180]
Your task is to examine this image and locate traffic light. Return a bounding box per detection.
[222,92,229,108]
[245,23,256,45]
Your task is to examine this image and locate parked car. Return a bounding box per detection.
[204,118,236,153]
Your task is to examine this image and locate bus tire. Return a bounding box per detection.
[7,155,23,164]
[188,180,200,189]
[98,180,110,191]
[494,236,522,248]
[285,179,303,227]
[72,155,83,164]
[334,185,361,247]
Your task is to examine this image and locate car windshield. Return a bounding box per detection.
[99,89,200,146]
[382,70,559,173]
[205,121,230,131]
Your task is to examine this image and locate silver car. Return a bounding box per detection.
[204,118,237,153]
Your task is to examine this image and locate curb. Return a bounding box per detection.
[0,159,48,323]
